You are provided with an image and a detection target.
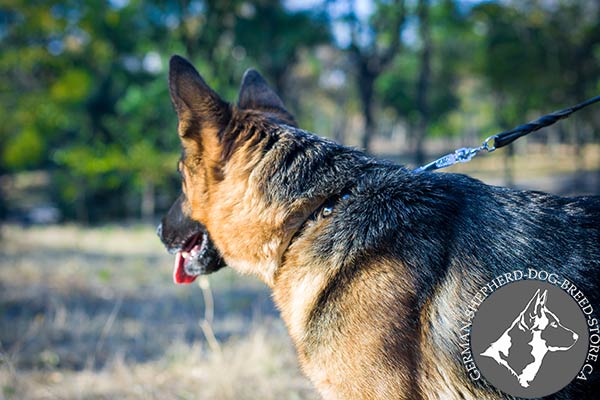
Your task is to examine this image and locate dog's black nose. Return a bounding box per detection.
[156,223,163,240]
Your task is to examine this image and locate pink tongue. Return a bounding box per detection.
[173,251,198,284]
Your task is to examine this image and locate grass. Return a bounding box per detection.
[0,224,317,400]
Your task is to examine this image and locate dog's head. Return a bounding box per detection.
[519,289,578,351]
[158,55,340,285]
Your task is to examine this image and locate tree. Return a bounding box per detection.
[343,0,407,153]
[413,0,432,165]
[377,0,467,163]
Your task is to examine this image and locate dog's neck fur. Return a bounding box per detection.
[273,255,420,400]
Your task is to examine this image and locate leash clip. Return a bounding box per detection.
[414,94,600,173]
[414,146,483,173]
[481,135,498,153]
[414,135,498,173]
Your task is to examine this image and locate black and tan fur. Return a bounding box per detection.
[158,55,600,399]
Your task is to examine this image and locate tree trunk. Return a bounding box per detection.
[0,166,6,222]
[333,96,349,145]
[177,0,198,60]
[360,101,375,152]
[414,119,427,166]
[504,144,514,188]
[76,179,89,224]
[141,181,155,223]
[414,0,432,166]
[572,119,588,193]
[350,0,406,153]
[358,67,376,152]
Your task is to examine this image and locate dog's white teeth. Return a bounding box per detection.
[182,252,189,259]
[191,249,198,257]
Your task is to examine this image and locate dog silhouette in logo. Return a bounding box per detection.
[480,289,579,388]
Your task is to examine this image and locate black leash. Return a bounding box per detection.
[414,95,600,173]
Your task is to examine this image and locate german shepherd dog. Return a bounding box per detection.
[158,55,599,399]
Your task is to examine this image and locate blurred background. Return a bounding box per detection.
[0,0,598,399]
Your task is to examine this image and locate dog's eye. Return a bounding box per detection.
[551,321,558,328]
[321,205,333,218]
[317,192,351,219]
[319,196,338,219]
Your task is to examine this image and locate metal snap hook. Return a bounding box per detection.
[482,135,498,152]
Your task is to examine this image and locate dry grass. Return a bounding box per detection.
[0,224,317,400]
[1,327,315,400]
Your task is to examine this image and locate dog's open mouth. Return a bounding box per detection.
[172,231,225,284]
[174,231,206,283]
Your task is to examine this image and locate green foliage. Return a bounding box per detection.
[2,127,46,170]
[50,68,93,103]
[1,0,598,222]
[54,144,127,179]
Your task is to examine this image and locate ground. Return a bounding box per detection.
[0,225,317,400]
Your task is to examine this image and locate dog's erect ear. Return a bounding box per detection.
[238,69,297,126]
[527,289,546,317]
[535,290,548,314]
[520,289,544,329]
[238,69,285,110]
[169,55,231,136]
